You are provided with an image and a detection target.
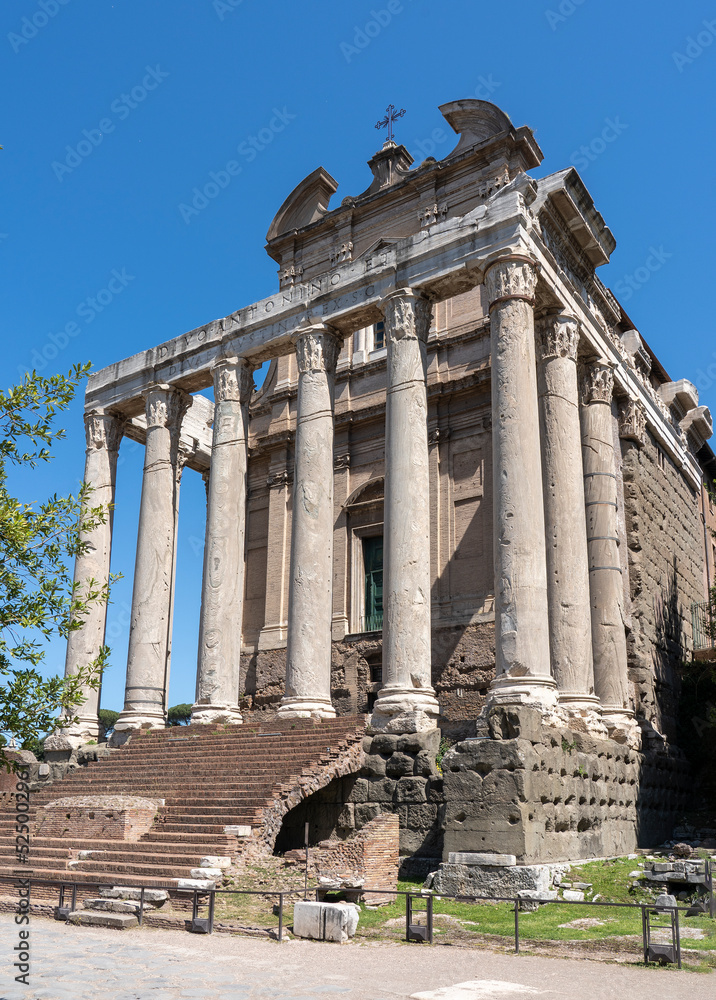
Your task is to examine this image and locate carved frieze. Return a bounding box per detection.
[484,257,538,307]
[267,469,291,489]
[582,363,614,405]
[334,453,351,470]
[280,265,304,289]
[418,203,448,228]
[212,358,254,403]
[536,314,580,362]
[382,290,432,343]
[618,398,648,447]
[84,410,124,453]
[294,326,342,374]
[329,242,353,267]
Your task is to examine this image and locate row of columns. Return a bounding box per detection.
[61,258,634,743]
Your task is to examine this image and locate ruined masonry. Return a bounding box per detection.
[23,99,715,887]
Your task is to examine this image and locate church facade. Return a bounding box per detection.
[53,100,715,860]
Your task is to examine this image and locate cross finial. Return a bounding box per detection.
[375,104,406,144]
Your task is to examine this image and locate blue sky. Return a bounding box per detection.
[2,0,715,715]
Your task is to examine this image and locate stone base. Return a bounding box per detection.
[369,686,439,733]
[292,901,359,942]
[558,696,608,738]
[114,710,166,732]
[603,710,642,749]
[277,697,336,720]
[440,716,690,864]
[427,859,556,897]
[486,675,562,721]
[190,704,243,725]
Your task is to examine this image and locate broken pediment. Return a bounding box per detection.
[266,166,339,242]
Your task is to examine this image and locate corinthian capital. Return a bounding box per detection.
[84,410,124,453]
[536,314,580,362]
[381,288,433,344]
[582,362,615,405]
[294,325,342,374]
[144,384,192,431]
[484,256,538,308]
[619,398,647,446]
[212,357,254,403]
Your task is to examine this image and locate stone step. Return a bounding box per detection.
[83,897,141,915]
[68,910,138,929]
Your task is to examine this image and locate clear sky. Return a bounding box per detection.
[2,0,715,716]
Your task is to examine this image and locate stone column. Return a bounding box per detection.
[278,325,341,719]
[581,362,634,735]
[484,257,557,710]
[371,289,440,733]
[115,385,191,732]
[192,358,253,725]
[54,411,123,746]
[536,314,599,718]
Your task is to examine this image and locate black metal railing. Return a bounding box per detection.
[2,866,714,967]
[692,600,716,651]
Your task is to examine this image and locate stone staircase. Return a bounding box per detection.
[0,716,366,904]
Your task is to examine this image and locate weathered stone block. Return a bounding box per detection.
[385,753,414,778]
[370,734,399,755]
[394,778,427,803]
[292,901,359,942]
[364,777,396,802]
[414,750,438,778]
[347,778,371,803]
[354,803,382,827]
[361,754,387,778]
[430,862,552,897]
[397,730,441,755]
[68,911,138,929]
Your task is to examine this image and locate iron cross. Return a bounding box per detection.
[375,104,406,143]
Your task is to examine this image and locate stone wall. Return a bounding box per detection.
[240,622,495,734]
[272,731,444,866]
[621,435,705,740]
[441,709,691,864]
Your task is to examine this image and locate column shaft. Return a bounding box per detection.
[372,289,439,732]
[116,385,191,731]
[58,411,123,744]
[485,257,556,709]
[192,359,253,724]
[278,325,341,719]
[536,315,597,713]
[581,363,633,727]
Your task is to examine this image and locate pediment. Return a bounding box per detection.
[266,166,339,242]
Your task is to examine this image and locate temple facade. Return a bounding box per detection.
[54,100,715,769]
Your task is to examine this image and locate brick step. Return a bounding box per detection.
[0,865,186,892]
[153,822,253,835]
[139,831,243,845]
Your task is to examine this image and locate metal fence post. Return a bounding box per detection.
[514,898,520,954]
[641,905,649,965]
[278,893,283,943]
[138,887,145,927]
[427,894,433,945]
[405,893,411,943]
[208,890,215,934]
[674,906,681,970]
[71,883,77,914]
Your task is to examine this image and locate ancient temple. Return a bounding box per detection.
[47,99,716,863]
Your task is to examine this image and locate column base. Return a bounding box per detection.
[558,695,608,738]
[370,686,440,734]
[487,675,565,727]
[114,709,166,733]
[602,708,641,749]
[45,714,101,749]
[190,704,243,726]
[277,697,337,720]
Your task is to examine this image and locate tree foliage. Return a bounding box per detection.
[167,704,192,726]
[0,365,114,767]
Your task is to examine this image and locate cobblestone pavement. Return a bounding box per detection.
[1,914,714,1000]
